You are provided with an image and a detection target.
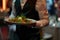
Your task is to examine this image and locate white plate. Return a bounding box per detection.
[4,18,36,25]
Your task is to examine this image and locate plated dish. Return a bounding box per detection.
[4,16,36,25]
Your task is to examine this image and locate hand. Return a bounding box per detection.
[35,21,44,28]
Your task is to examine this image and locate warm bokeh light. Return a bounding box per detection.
[55,3,58,8]
[2,0,6,10]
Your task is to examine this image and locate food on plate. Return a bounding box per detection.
[7,16,33,24]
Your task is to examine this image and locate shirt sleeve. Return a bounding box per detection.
[35,0,49,26]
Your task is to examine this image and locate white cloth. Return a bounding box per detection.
[9,0,16,18]
[8,0,16,31]
[13,0,16,3]
[8,24,16,31]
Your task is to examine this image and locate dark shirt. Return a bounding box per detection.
[15,0,40,40]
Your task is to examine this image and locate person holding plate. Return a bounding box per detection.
[7,0,49,40]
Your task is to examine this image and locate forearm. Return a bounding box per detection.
[35,0,49,27]
[37,19,49,27]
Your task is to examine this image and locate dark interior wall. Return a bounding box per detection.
[7,0,12,8]
[0,0,2,8]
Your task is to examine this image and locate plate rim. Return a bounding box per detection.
[4,18,36,24]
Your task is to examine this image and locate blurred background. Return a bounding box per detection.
[0,0,60,40]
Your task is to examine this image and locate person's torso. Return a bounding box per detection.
[15,0,39,20]
[14,0,40,33]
